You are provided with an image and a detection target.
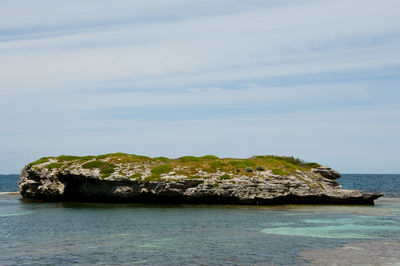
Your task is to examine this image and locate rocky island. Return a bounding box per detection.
[19,153,382,205]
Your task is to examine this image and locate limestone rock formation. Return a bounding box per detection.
[312,166,341,180]
[19,154,382,205]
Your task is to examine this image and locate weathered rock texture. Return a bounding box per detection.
[19,154,382,205]
[312,166,341,180]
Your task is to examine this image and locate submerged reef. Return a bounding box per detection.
[19,153,382,204]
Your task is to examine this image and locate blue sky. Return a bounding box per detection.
[1,0,399,173]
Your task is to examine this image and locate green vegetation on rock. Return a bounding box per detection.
[228,160,247,168]
[144,173,162,181]
[272,169,289,176]
[130,173,142,180]
[256,165,265,171]
[200,155,219,160]
[218,174,232,180]
[82,160,115,178]
[29,157,51,166]
[245,167,253,172]
[82,160,109,169]
[210,160,228,169]
[46,163,63,170]
[57,155,82,161]
[304,162,321,168]
[153,156,171,163]
[177,156,202,162]
[26,153,324,186]
[22,153,384,206]
[100,166,115,175]
[178,155,219,162]
[150,164,173,175]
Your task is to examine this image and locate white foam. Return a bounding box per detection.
[0,192,20,195]
[0,211,33,217]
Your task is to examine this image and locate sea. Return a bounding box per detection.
[1,174,399,265]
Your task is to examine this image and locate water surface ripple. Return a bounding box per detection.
[0,174,399,265]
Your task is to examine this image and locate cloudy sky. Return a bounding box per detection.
[1,0,399,174]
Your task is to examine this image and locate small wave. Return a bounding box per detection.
[0,191,20,195]
[377,197,400,201]
[0,211,33,217]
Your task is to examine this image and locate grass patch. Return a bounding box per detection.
[258,155,320,169]
[78,156,96,162]
[243,160,257,167]
[28,153,324,181]
[101,173,112,179]
[213,181,219,187]
[305,162,321,168]
[228,160,246,168]
[57,155,81,162]
[46,163,63,170]
[82,160,115,177]
[82,160,109,169]
[101,153,153,164]
[188,175,202,179]
[96,153,128,159]
[144,173,162,181]
[153,156,170,163]
[177,156,201,162]
[150,164,173,175]
[101,166,115,175]
[200,155,219,160]
[272,169,289,176]
[130,173,142,179]
[131,154,152,160]
[210,161,228,169]
[29,157,52,166]
[218,174,232,180]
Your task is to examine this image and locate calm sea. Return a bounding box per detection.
[1,174,399,265]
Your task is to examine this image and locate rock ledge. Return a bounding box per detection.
[19,154,383,205]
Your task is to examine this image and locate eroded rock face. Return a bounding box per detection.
[19,164,382,205]
[312,166,341,180]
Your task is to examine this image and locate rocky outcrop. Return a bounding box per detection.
[312,166,341,180]
[19,156,383,205]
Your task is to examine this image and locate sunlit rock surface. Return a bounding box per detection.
[19,153,382,204]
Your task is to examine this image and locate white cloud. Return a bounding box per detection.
[0,0,399,173]
[0,0,399,94]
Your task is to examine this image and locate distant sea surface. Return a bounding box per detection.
[1,174,399,265]
[0,174,18,192]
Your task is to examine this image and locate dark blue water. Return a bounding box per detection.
[341,174,400,197]
[0,174,18,192]
[0,174,399,265]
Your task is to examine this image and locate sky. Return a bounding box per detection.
[0,0,399,174]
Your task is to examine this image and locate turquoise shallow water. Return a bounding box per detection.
[0,174,399,265]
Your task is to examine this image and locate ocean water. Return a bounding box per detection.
[0,174,18,192]
[0,174,399,265]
